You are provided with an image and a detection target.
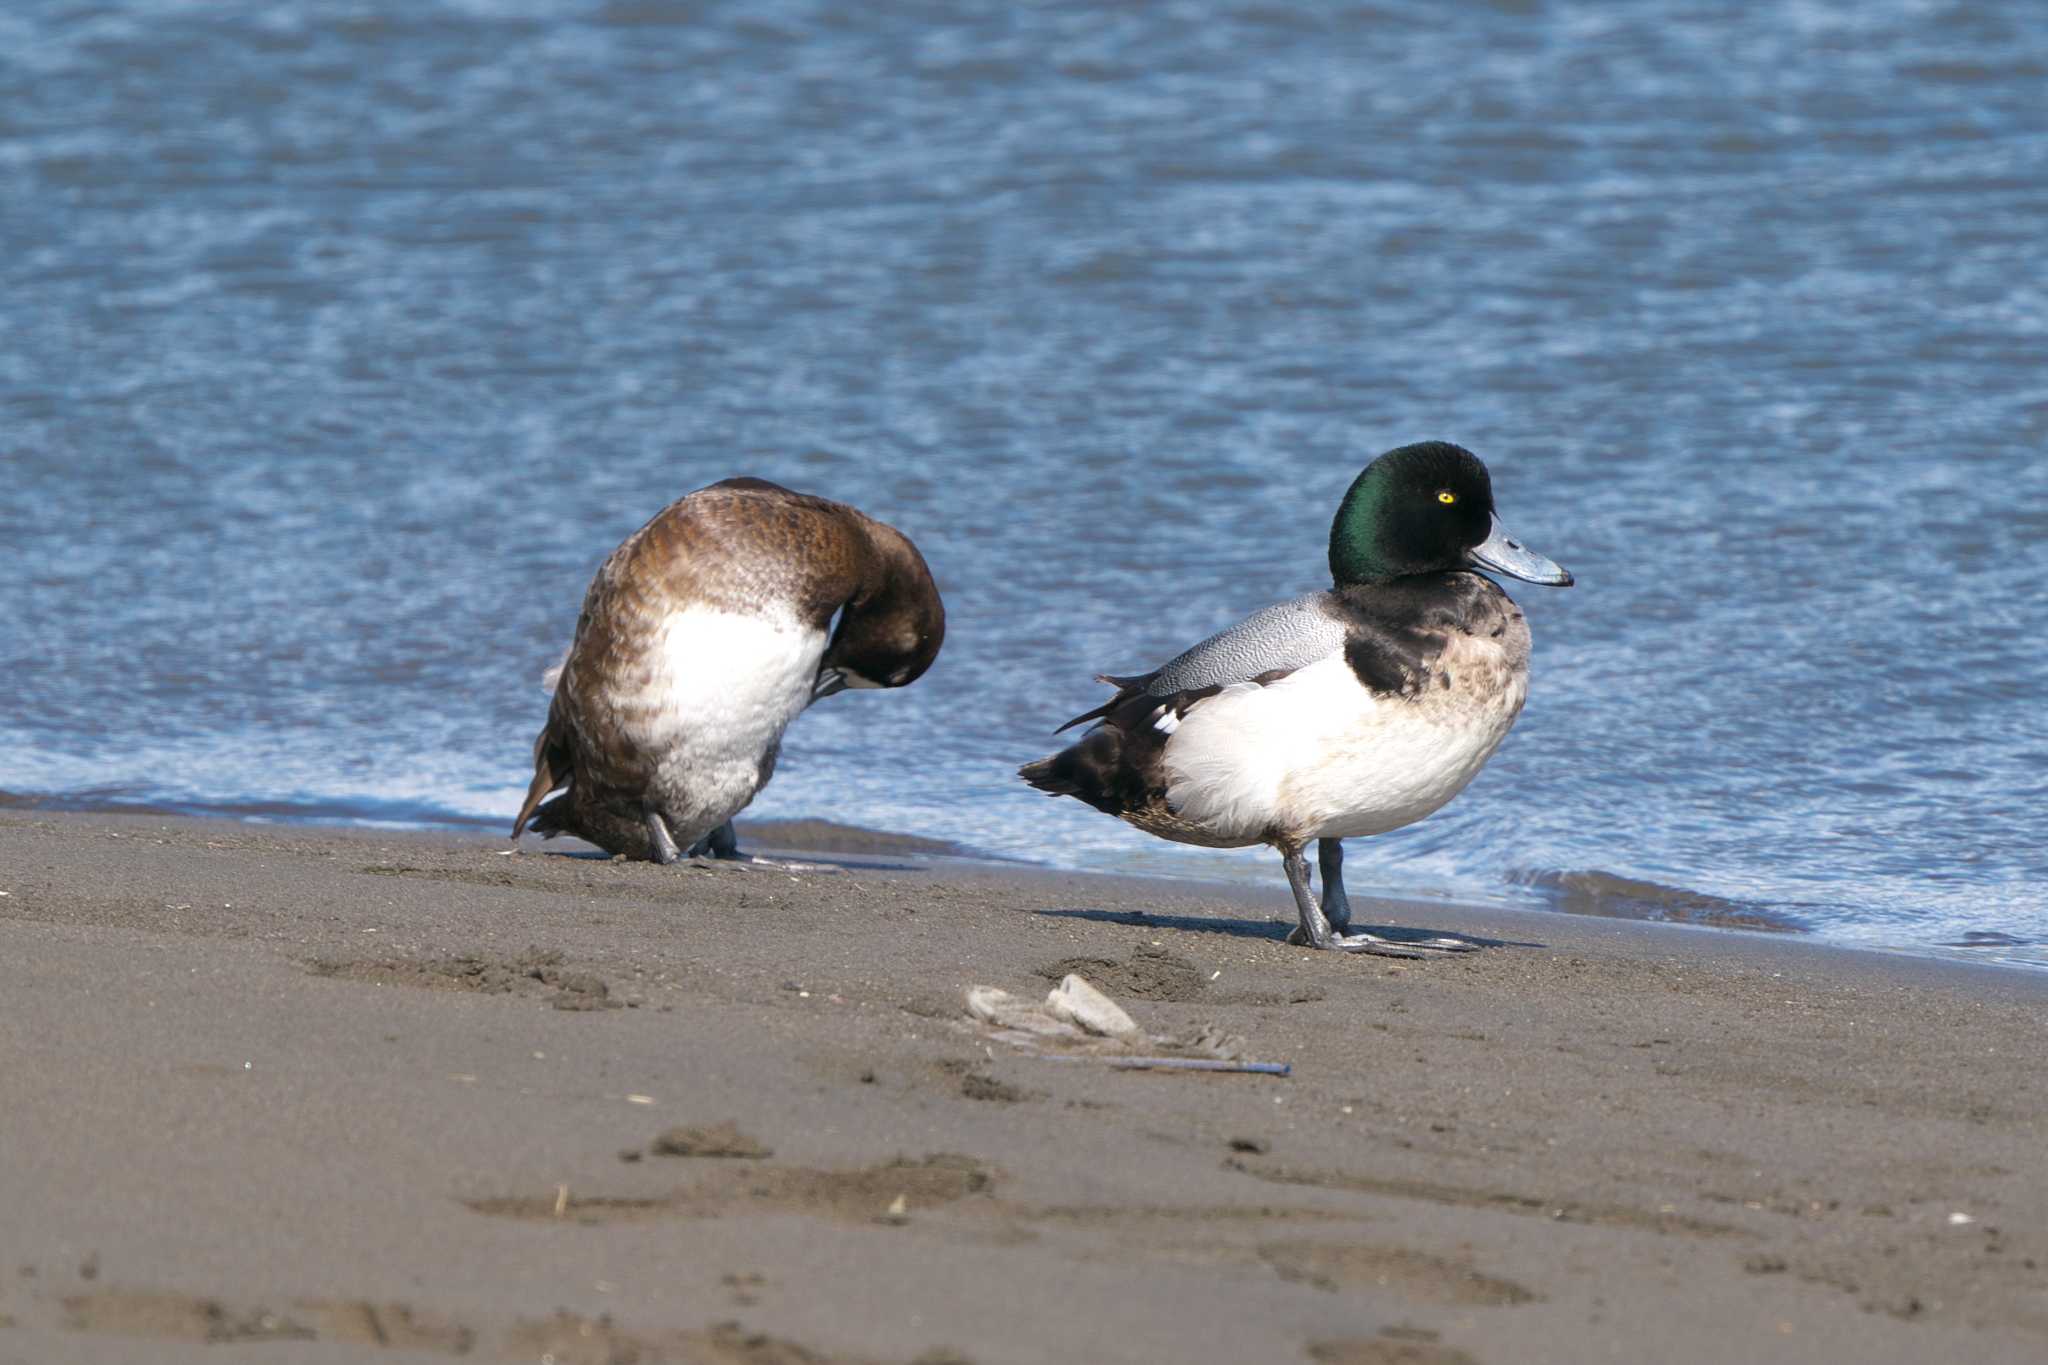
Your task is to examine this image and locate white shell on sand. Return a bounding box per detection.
[1045,974,1141,1039]
[965,986,1076,1037]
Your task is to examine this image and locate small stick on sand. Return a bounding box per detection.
[1035,1054,1291,1077]
[1107,1057,1291,1076]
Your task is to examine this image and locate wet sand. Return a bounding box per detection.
[2,811,2044,1364]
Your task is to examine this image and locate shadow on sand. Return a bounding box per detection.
[1033,906,1532,952]
[529,846,929,875]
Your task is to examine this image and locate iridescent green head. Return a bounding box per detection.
[1328,441,1573,588]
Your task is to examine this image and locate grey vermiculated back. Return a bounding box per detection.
[1141,593,1348,696]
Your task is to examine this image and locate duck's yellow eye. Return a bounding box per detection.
[1437,490,1457,505]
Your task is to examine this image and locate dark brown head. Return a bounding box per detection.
[812,518,946,700]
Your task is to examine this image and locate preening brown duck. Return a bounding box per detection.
[515,478,944,864]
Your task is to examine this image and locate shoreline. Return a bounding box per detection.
[4,809,2046,1363]
[4,790,2039,974]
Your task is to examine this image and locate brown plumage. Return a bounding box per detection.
[513,478,944,861]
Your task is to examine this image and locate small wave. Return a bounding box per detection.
[1510,869,1806,933]
[1935,930,2037,950]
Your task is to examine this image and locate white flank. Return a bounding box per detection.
[612,605,828,840]
[1159,655,1523,844]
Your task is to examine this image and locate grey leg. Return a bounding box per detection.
[686,821,741,860]
[643,808,683,865]
[1284,839,1475,957]
[1281,844,1339,949]
[1318,838,1353,933]
[684,820,837,875]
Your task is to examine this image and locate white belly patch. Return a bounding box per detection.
[1159,653,1526,844]
[608,605,827,838]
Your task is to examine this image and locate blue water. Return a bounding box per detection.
[5,1,2047,966]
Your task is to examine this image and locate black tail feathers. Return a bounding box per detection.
[1018,725,1153,818]
[1053,672,1155,733]
[522,792,571,839]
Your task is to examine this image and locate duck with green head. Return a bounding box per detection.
[1019,441,1572,955]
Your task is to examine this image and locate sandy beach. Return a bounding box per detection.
[2,809,2043,1364]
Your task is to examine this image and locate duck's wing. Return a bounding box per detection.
[1054,592,1348,732]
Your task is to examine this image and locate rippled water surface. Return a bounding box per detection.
[5,2,2047,964]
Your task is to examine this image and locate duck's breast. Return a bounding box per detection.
[1282,629,1528,840]
[1159,623,1529,845]
[567,600,827,819]
[638,604,826,779]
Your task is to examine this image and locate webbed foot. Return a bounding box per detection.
[683,823,836,874]
[685,853,838,873]
[704,856,841,874]
[1283,841,1479,957]
[1284,925,1478,957]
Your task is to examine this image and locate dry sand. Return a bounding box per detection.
[2,810,2043,1364]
